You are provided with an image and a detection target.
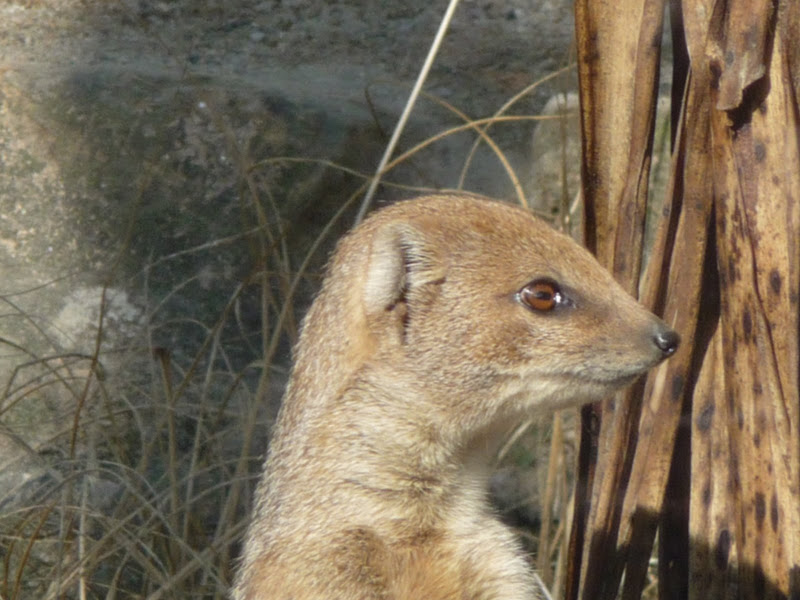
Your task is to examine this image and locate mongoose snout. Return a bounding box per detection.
[233,193,680,600]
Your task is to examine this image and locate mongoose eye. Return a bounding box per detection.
[518,278,565,312]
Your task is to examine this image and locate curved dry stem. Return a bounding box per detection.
[456,63,576,194]
[378,115,550,196]
[418,90,528,206]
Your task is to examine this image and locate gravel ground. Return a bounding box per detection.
[1,0,576,109]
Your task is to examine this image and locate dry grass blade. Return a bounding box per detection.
[382,115,551,181]
[418,91,528,206]
[455,64,576,191]
[538,411,564,588]
[355,0,462,223]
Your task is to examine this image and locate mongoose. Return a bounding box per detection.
[233,193,679,600]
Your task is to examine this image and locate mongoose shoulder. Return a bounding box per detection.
[233,194,679,600]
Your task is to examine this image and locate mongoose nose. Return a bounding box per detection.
[654,328,680,357]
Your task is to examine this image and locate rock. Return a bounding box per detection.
[529,91,581,224]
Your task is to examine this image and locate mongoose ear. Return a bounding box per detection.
[363,222,444,315]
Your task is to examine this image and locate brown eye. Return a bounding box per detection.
[518,279,563,312]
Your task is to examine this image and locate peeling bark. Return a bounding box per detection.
[567,0,800,598]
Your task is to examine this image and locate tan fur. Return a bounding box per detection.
[233,194,678,600]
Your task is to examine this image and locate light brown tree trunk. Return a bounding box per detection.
[566,1,800,599]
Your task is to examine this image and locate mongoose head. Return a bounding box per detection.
[234,194,679,600]
[295,194,678,438]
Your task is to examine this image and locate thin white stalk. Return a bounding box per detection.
[354,0,462,224]
[534,571,555,600]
